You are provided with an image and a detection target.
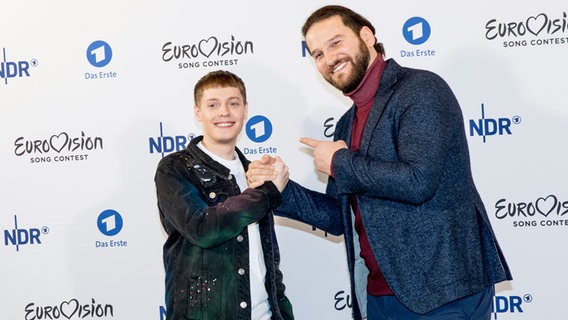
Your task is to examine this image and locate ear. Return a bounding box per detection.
[244,102,249,118]
[359,26,376,48]
[194,105,201,122]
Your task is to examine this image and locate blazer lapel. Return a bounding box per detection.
[336,106,356,146]
[359,59,399,154]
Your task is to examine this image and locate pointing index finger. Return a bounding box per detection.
[299,137,319,148]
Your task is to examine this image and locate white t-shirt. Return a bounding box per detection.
[198,143,271,320]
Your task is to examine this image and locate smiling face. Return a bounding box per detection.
[194,86,248,154]
[305,15,378,93]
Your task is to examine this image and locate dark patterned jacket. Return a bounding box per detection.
[277,59,511,318]
[155,135,294,320]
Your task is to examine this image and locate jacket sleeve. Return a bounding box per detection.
[155,159,282,248]
[275,179,344,236]
[278,295,294,320]
[332,72,459,205]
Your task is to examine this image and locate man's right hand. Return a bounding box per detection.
[271,156,289,192]
[247,155,289,192]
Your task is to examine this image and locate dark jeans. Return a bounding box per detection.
[367,286,495,320]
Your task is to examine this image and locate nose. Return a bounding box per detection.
[218,104,230,116]
[325,53,337,67]
[322,52,342,73]
[317,55,337,76]
[321,46,341,65]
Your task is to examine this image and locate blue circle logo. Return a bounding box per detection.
[86,40,113,68]
[402,17,431,45]
[246,115,273,143]
[97,209,123,236]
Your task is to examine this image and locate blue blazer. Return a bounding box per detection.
[278,59,512,318]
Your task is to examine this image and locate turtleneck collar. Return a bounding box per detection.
[344,54,386,108]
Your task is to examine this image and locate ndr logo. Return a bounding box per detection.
[493,294,531,316]
[149,122,197,158]
[469,103,521,142]
[1,48,38,85]
[3,215,49,252]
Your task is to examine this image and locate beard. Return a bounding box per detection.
[324,39,370,94]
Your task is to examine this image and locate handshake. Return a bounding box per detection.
[246,137,348,192]
[247,155,289,192]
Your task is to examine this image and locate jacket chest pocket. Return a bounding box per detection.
[188,163,239,205]
[203,181,235,204]
[204,186,232,205]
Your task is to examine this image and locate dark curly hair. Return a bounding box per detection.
[302,5,385,56]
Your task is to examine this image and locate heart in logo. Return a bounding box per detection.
[60,299,80,319]
[50,132,69,153]
[526,13,547,36]
[199,37,218,58]
[536,195,557,217]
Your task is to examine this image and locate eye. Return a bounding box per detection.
[228,99,242,107]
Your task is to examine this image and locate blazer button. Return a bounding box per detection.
[238,268,245,275]
[240,301,247,309]
[236,235,244,242]
[209,192,216,199]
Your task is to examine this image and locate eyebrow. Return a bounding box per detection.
[311,34,343,56]
[326,34,344,45]
[204,96,242,103]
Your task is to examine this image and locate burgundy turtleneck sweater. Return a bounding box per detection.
[343,55,394,296]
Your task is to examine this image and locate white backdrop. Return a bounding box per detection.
[2,1,567,319]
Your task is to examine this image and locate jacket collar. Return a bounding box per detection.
[185,135,250,177]
[346,58,403,153]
